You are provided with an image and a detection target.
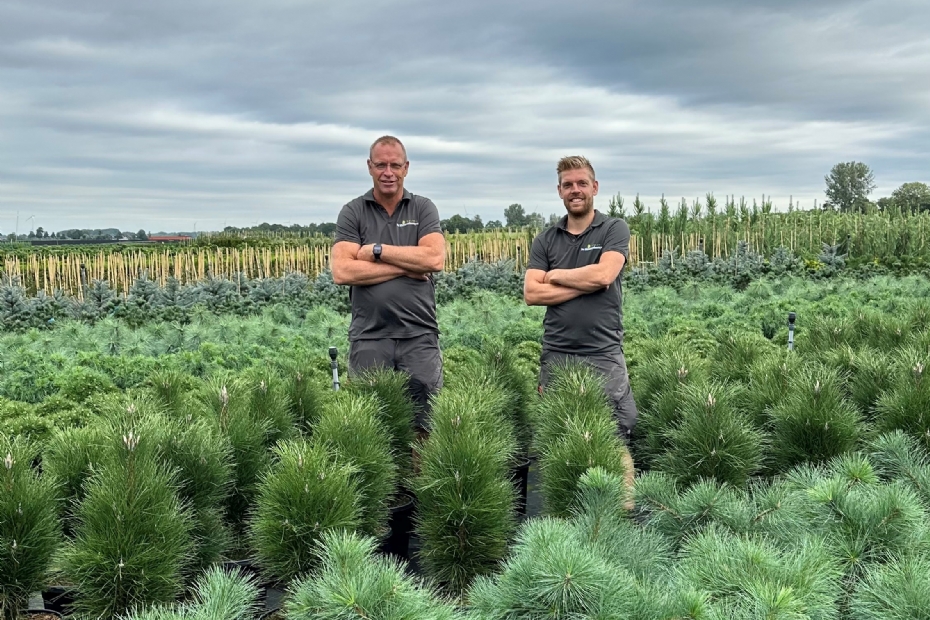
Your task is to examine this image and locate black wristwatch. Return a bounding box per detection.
[373,244,382,261]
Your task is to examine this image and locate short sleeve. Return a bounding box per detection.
[416,197,442,241]
[603,218,630,263]
[527,234,550,271]
[334,203,361,245]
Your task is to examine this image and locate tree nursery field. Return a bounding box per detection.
[2,255,930,619]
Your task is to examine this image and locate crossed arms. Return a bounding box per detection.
[331,233,446,286]
[523,251,626,306]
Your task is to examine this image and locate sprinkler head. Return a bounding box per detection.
[788,311,796,326]
[328,346,338,361]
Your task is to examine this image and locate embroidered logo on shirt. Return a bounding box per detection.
[396,220,419,227]
[580,244,603,252]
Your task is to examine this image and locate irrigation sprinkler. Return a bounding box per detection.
[329,346,340,391]
[787,312,796,351]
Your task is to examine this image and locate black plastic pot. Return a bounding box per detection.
[510,457,531,516]
[222,558,259,575]
[264,585,286,615]
[378,493,415,560]
[40,586,74,615]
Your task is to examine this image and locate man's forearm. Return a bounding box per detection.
[548,264,614,292]
[334,260,406,286]
[380,244,444,273]
[524,282,585,306]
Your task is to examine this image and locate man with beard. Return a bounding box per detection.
[524,155,638,499]
[332,135,445,437]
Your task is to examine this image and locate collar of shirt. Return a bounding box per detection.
[556,209,608,234]
[363,188,413,209]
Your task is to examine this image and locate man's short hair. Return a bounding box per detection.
[557,156,596,182]
[370,135,407,161]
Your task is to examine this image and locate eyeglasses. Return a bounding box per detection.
[370,162,406,173]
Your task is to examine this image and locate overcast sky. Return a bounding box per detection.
[1,0,928,232]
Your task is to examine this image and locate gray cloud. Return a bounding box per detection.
[0,0,927,232]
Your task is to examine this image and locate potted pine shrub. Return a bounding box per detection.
[195,375,272,545]
[1,436,60,620]
[345,367,417,476]
[286,530,459,620]
[658,381,764,487]
[119,565,262,620]
[632,345,709,469]
[61,402,193,619]
[412,381,516,596]
[532,362,631,516]
[250,439,361,585]
[312,392,397,540]
[769,364,861,471]
[276,355,328,433]
[344,368,418,557]
[472,338,535,514]
[875,350,930,451]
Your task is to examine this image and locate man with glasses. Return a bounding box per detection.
[332,136,445,434]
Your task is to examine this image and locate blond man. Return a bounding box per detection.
[524,156,639,490]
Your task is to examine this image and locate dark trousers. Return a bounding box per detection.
[348,332,443,430]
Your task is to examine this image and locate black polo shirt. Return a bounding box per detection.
[335,188,442,341]
[527,210,630,355]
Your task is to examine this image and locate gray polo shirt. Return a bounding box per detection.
[335,188,443,341]
[527,210,630,355]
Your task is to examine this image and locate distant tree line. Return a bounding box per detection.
[3,164,926,241]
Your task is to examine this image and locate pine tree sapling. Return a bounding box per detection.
[345,367,417,476]
[149,369,200,412]
[467,518,637,619]
[769,365,861,471]
[277,355,327,433]
[313,392,397,538]
[711,331,776,384]
[788,454,929,591]
[239,366,296,447]
[250,439,361,584]
[413,382,516,595]
[121,565,262,620]
[658,381,764,487]
[744,350,804,428]
[570,468,674,584]
[849,348,894,419]
[870,431,930,508]
[155,415,233,571]
[678,525,841,620]
[634,472,750,545]
[532,361,632,516]
[633,346,710,467]
[850,557,930,620]
[542,415,629,518]
[287,530,459,620]
[475,337,534,457]
[876,355,930,451]
[195,376,272,538]
[0,436,60,620]
[62,409,193,619]
[42,424,105,535]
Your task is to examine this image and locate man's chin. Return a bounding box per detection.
[565,203,593,216]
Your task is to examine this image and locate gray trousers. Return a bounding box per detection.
[348,332,443,431]
[538,349,639,443]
